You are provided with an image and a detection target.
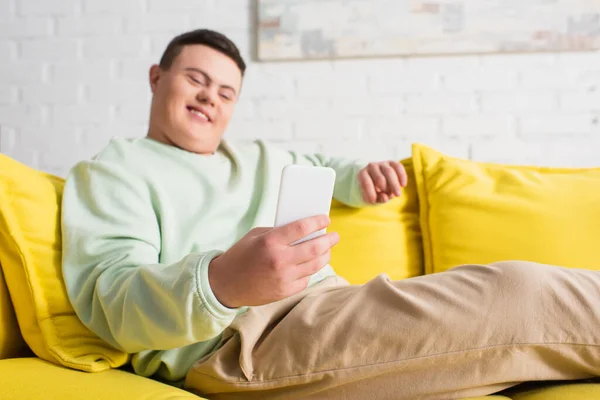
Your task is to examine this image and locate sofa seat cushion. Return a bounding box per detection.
[511,382,600,399]
[2,357,599,399]
[461,380,600,399]
[500,379,600,399]
[0,357,201,399]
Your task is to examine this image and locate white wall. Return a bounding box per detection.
[1,0,599,177]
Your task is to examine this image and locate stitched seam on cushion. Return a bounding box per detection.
[191,342,600,385]
[412,146,434,275]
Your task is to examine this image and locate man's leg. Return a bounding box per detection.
[185,261,600,399]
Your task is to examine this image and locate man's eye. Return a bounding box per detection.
[190,76,205,85]
[220,93,232,101]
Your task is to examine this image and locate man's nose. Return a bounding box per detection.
[197,87,217,106]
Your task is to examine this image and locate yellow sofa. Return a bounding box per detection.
[1,144,600,399]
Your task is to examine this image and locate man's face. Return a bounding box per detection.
[148,44,242,154]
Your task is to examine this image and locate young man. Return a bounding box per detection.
[62,29,600,399]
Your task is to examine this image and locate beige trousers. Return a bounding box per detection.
[185,262,600,399]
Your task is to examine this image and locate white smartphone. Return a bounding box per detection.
[274,164,336,246]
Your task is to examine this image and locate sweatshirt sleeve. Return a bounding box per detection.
[61,159,240,354]
[290,151,369,208]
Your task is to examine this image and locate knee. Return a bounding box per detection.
[487,261,551,297]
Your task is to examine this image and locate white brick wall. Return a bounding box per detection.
[1,0,600,177]
[58,16,122,36]
[83,0,145,14]
[0,17,53,38]
[21,39,80,61]
[18,0,79,16]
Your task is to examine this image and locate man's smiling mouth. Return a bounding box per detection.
[187,106,211,122]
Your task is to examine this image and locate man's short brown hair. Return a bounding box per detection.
[159,29,246,76]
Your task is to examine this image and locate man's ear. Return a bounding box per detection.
[149,64,161,93]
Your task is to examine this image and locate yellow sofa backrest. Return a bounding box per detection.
[4,144,600,367]
[329,158,423,284]
[0,264,27,359]
[0,154,422,364]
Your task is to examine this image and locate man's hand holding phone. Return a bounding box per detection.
[208,215,339,308]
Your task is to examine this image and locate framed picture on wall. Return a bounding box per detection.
[257,0,600,61]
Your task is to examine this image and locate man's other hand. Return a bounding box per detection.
[358,161,408,204]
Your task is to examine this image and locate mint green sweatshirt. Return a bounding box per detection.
[61,137,367,384]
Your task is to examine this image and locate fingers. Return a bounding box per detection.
[391,161,408,188]
[274,215,331,245]
[361,161,408,204]
[359,168,377,204]
[292,250,332,280]
[288,276,312,296]
[377,192,390,203]
[381,163,402,196]
[292,231,339,265]
[367,163,388,193]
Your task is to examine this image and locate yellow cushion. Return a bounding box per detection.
[329,158,423,284]
[511,382,600,399]
[0,265,28,359]
[412,144,600,274]
[0,357,200,399]
[0,155,128,371]
[459,381,600,399]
